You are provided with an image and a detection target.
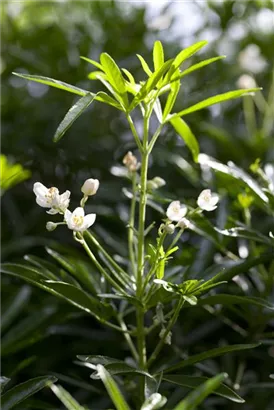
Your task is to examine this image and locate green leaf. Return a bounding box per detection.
[96,365,130,410]
[163,76,180,120]
[215,226,273,246]
[100,53,128,107]
[153,41,164,71]
[136,54,153,76]
[0,377,11,394]
[130,60,173,109]
[164,375,244,403]
[96,91,124,109]
[122,68,136,85]
[1,263,113,321]
[198,294,274,310]
[53,93,95,142]
[1,376,57,410]
[167,41,208,79]
[169,117,199,162]
[173,373,226,410]
[12,73,89,96]
[50,384,85,410]
[163,343,260,373]
[198,154,269,204]
[77,355,153,379]
[1,285,31,332]
[170,56,226,83]
[141,393,167,410]
[170,88,261,118]
[80,56,104,70]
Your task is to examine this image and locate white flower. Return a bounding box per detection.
[237,74,256,90]
[177,217,191,229]
[197,189,219,211]
[81,178,100,196]
[33,182,70,214]
[64,207,96,232]
[166,200,187,222]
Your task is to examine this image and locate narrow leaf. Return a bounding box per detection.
[167,41,208,79]
[136,54,153,76]
[1,286,31,332]
[96,365,130,410]
[12,73,89,96]
[169,117,199,162]
[51,384,85,410]
[0,377,11,394]
[164,375,244,403]
[173,373,226,410]
[163,343,260,373]
[163,76,180,120]
[53,93,95,142]
[198,294,274,310]
[170,56,226,83]
[171,88,261,118]
[153,41,164,71]
[80,56,104,70]
[100,53,127,106]
[1,376,57,410]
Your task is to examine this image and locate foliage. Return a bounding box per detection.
[1,1,274,410]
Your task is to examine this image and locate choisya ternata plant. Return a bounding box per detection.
[2,40,268,409]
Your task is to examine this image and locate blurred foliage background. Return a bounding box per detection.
[1,0,274,409]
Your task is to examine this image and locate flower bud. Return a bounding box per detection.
[177,217,191,230]
[159,328,172,345]
[147,176,166,191]
[81,178,99,196]
[164,223,175,234]
[123,151,139,172]
[237,74,257,90]
[46,221,57,231]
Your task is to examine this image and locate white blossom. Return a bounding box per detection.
[197,189,219,211]
[64,207,96,232]
[177,217,191,230]
[33,182,70,214]
[166,200,187,222]
[81,178,100,196]
[237,74,256,90]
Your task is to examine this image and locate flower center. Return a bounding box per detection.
[45,187,58,204]
[72,215,84,227]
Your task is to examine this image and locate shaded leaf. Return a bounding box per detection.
[173,373,227,410]
[164,374,244,403]
[1,286,31,332]
[53,93,95,142]
[198,294,274,310]
[215,226,273,246]
[163,343,260,373]
[0,377,11,394]
[1,376,57,410]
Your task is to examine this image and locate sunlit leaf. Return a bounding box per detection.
[50,384,85,410]
[169,117,199,162]
[96,365,130,410]
[12,73,89,96]
[136,54,153,76]
[153,41,164,71]
[100,53,128,107]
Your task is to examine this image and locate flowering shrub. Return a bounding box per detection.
[1,40,274,410]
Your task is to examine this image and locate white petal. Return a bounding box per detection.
[47,208,59,215]
[210,193,219,206]
[33,182,48,197]
[83,213,96,229]
[64,209,72,222]
[36,196,50,208]
[72,207,85,218]
[59,190,71,202]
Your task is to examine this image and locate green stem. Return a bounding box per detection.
[167,228,184,252]
[117,315,139,362]
[127,114,144,153]
[128,172,137,277]
[147,297,184,368]
[80,236,126,295]
[243,95,257,140]
[84,230,132,286]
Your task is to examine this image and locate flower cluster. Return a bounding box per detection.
[33,178,99,233]
[165,189,219,231]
